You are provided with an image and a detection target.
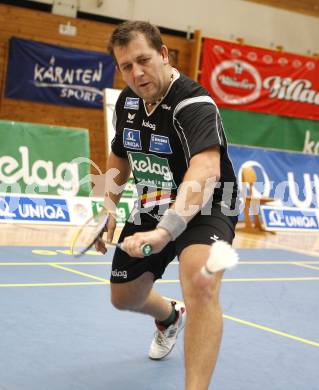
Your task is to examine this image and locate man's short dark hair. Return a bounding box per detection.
[107,21,163,58]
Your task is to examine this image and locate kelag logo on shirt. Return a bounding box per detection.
[123,128,142,150]
[127,152,176,189]
[124,97,139,110]
[149,134,172,154]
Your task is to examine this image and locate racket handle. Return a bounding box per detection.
[117,242,153,256]
[141,243,152,256]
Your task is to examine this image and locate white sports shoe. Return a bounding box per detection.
[148,302,186,360]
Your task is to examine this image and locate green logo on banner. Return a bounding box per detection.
[127,152,176,189]
[122,177,138,198]
[91,200,104,217]
[91,199,131,224]
[117,201,130,224]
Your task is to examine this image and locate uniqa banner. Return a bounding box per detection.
[5,37,115,109]
[200,38,319,120]
[0,193,135,226]
[260,206,319,231]
[229,145,319,210]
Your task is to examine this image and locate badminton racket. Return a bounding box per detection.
[70,206,152,258]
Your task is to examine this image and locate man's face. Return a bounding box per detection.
[114,33,170,102]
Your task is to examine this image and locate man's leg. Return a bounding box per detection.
[111,271,172,320]
[111,271,186,360]
[179,244,224,390]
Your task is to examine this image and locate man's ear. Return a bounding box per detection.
[160,45,170,64]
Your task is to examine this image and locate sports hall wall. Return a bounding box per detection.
[1,0,319,229]
[28,0,319,55]
[0,3,192,172]
[1,0,319,172]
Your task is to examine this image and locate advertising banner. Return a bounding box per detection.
[2,143,318,226]
[0,120,91,196]
[221,108,319,154]
[229,145,319,210]
[0,194,70,224]
[260,206,319,232]
[0,193,136,227]
[5,37,115,109]
[91,196,136,227]
[105,89,319,155]
[201,38,319,120]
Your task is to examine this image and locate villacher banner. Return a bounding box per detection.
[5,37,115,109]
[200,38,319,120]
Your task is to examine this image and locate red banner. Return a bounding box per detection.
[200,38,319,120]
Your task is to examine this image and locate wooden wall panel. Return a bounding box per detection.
[0,4,192,172]
[245,0,319,18]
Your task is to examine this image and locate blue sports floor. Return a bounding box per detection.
[0,246,318,390]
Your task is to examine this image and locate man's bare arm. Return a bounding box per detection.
[172,146,220,221]
[104,151,131,213]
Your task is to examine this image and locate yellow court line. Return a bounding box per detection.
[291,262,319,271]
[49,264,108,282]
[0,282,107,287]
[239,261,319,265]
[223,314,319,348]
[157,277,319,283]
[223,277,319,282]
[235,236,319,258]
[0,262,112,266]
[1,260,319,267]
[162,296,319,348]
[155,279,180,283]
[1,276,318,288]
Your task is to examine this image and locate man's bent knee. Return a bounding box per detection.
[111,294,139,311]
[111,287,146,311]
[110,272,154,311]
[179,244,224,306]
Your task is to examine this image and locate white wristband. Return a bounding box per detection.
[157,208,187,241]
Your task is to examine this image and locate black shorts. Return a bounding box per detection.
[110,205,237,283]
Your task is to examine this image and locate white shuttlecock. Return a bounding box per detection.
[201,240,239,278]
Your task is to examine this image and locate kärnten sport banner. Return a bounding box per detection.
[5,37,115,109]
[200,38,319,120]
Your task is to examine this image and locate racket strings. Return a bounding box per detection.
[71,212,108,256]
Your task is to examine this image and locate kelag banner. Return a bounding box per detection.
[0,120,91,196]
[228,145,319,209]
[200,38,319,120]
[221,108,319,154]
[5,37,115,108]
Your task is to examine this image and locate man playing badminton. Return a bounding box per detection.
[97,21,238,390]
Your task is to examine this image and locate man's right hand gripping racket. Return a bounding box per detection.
[70,207,152,258]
